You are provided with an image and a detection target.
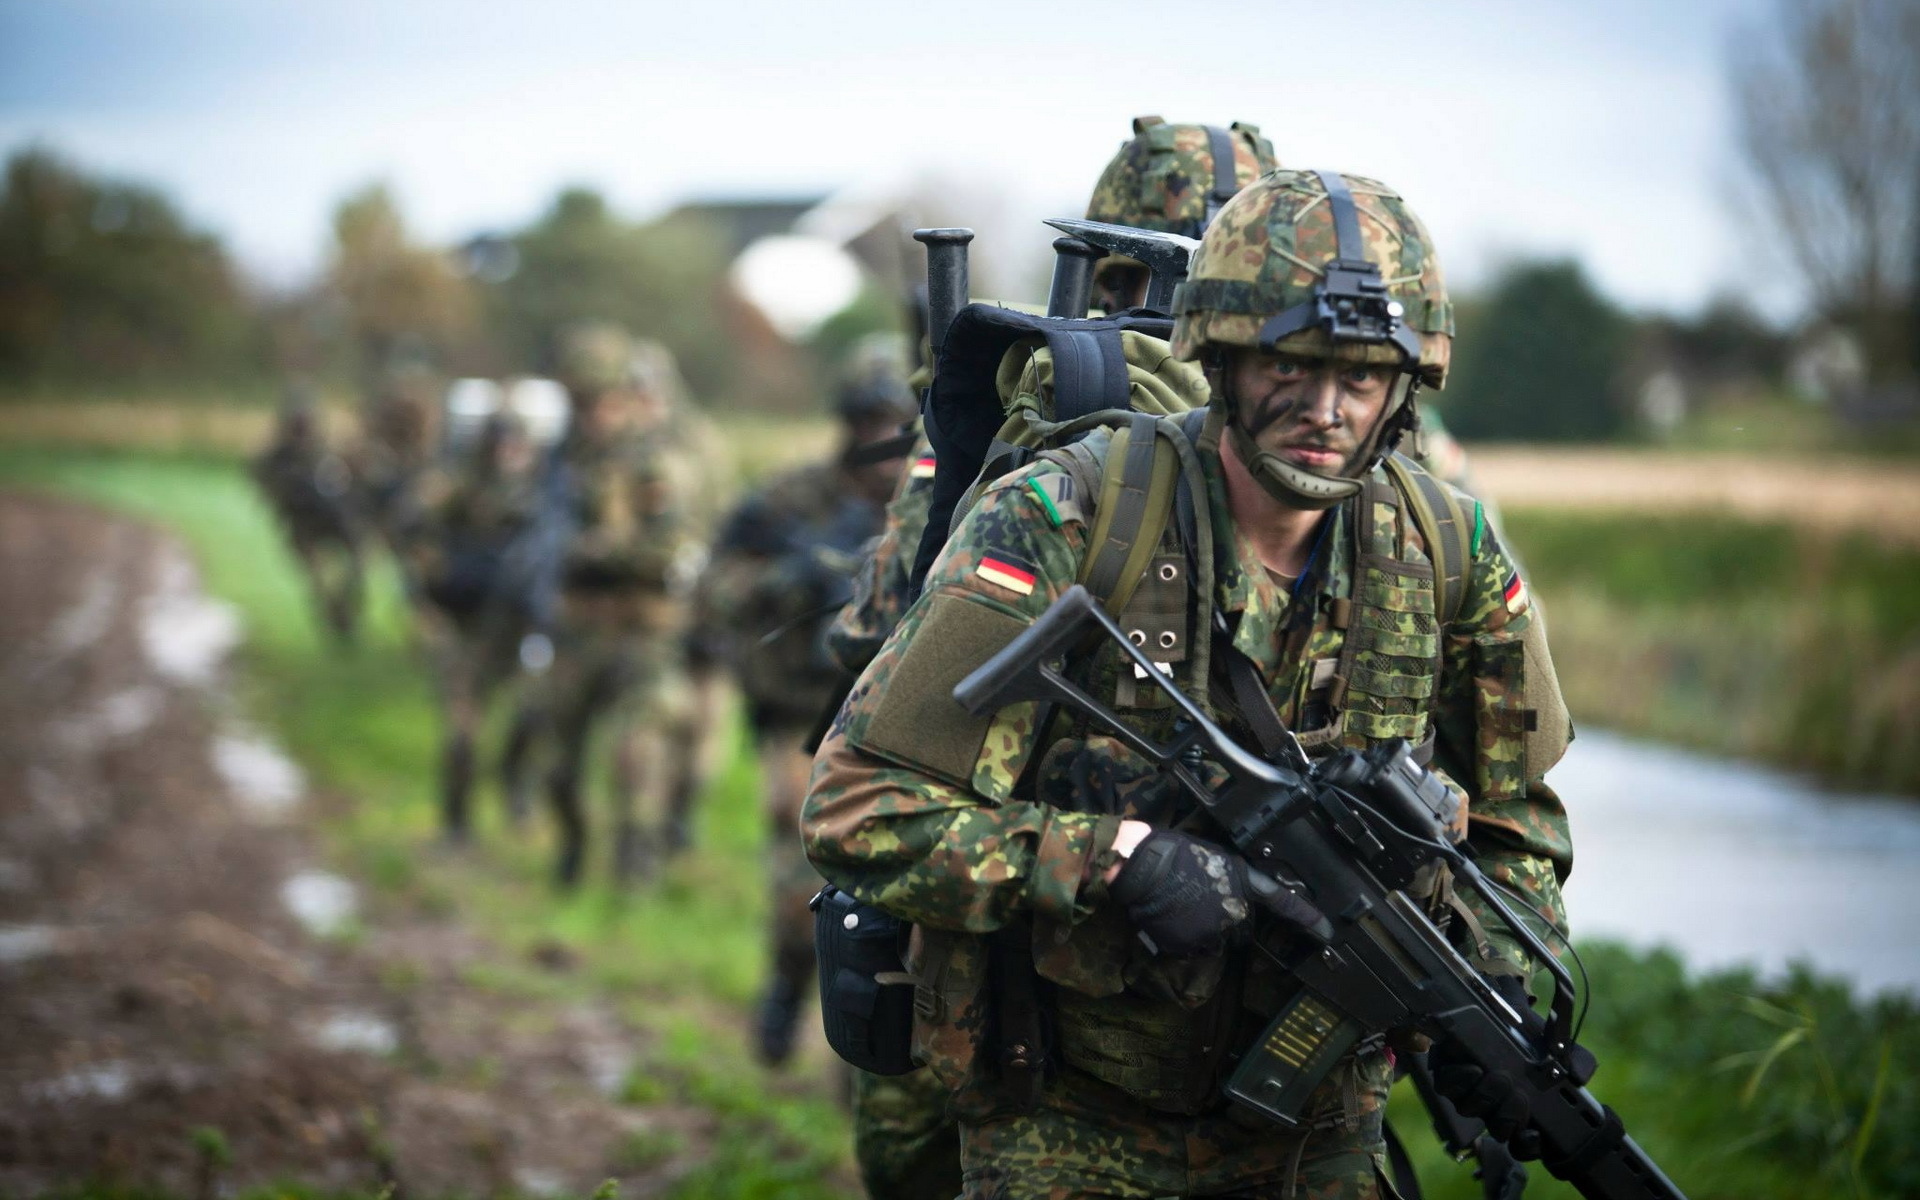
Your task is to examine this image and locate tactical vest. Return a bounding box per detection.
[911,414,1479,1117]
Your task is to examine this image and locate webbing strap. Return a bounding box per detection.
[1384,453,1470,629]
[1315,169,1367,262]
[1080,413,1177,615]
[1049,327,1129,425]
[1220,630,1294,763]
[1202,126,1240,227]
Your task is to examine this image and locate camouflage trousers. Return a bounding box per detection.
[757,724,825,988]
[957,1056,1398,1200]
[853,1066,962,1200]
[521,622,699,882]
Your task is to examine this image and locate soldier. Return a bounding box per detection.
[353,359,444,552]
[527,323,709,887]
[824,116,1277,1200]
[407,408,546,842]
[252,386,366,643]
[704,362,913,1067]
[803,169,1572,1197]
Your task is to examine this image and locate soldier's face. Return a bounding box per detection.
[1226,349,1397,476]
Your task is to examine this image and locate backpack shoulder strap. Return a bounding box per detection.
[1079,412,1181,615]
[1383,452,1473,628]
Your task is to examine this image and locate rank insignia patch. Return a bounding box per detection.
[976,554,1037,597]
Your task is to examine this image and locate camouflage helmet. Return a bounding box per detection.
[628,337,690,407]
[1085,116,1279,238]
[555,321,634,397]
[1171,169,1453,387]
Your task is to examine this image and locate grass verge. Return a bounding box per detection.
[1508,509,1920,795]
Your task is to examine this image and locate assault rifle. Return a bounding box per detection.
[487,450,578,666]
[952,585,1687,1200]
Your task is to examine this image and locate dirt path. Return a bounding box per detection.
[0,494,718,1197]
[1469,447,1920,545]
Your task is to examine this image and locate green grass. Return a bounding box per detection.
[1509,509,1920,795]
[6,448,1918,1200]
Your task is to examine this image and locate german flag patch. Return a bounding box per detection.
[976,553,1037,597]
[1503,569,1530,615]
[909,454,937,480]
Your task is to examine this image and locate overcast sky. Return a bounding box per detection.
[0,0,1786,317]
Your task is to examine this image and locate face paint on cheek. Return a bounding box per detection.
[1241,382,1302,437]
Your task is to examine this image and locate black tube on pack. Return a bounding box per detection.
[913,228,974,360]
[1046,236,1107,319]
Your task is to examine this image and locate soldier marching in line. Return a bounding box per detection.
[702,347,914,1067]
[252,384,367,644]
[805,167,1572,1198]
[504,323,712,888]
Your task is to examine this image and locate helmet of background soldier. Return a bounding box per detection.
[554,322,635,399]
[834,332,914,427]
[627,337,691,408]
[1171,169,1454,508]
[1085,116,1279,238]
[1085,116,1279,310]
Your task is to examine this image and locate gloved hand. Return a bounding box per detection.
[1107,829,1331,958]
[1429,978,1545,1158]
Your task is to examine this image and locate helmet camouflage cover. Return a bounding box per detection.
[1172,169,1453,387]
[1085,116,1280,238]
[555,321,635,396]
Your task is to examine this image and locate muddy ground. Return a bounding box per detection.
[0,494,736,1197]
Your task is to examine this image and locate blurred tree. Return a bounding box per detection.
[1731,0,1919,382]
[0,147,261,390]
[486,188,742,401]
[325,183,480,377]
[1440,259,1631,443]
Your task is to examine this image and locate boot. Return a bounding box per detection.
[753,974,807,1068]
[613,820,658,887]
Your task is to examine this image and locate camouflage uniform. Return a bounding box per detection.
[523,324,709,887]
[353,361,442,551]
[408,414,545,839]
[803,171,1573,1198]
[252,395,366,643]
[706,371,909,1065]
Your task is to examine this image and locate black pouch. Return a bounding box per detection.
[811,885,917,1075]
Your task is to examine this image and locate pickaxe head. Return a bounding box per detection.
[1043,218,1201,312]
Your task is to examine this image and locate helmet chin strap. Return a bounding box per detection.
[1218,370,1418,512]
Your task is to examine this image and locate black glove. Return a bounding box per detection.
[1108,829,1331,958]
[1430,977,1544,1158]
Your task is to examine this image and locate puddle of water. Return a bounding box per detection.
[0,924,60,965]
[580,1038,636,1100]
[212,729,305,819]
[42,569,120,661]
[29,1060,133,1103]
[0,857,36,894]
[56,685,164,751]
[309,1009,399,1056]
[140,551,241,687]
[281,870,358,938]
[1552,728,1920,996]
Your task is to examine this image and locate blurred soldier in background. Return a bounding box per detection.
[704,348,912,1068]
[407,407,548,843]
[253,383,366,643]
[514,322,710,888]
[633,338,735,858]
[354,358,444,554]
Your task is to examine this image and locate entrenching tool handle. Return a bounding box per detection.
[1046,236,1107,319]
[913,228,974,360]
